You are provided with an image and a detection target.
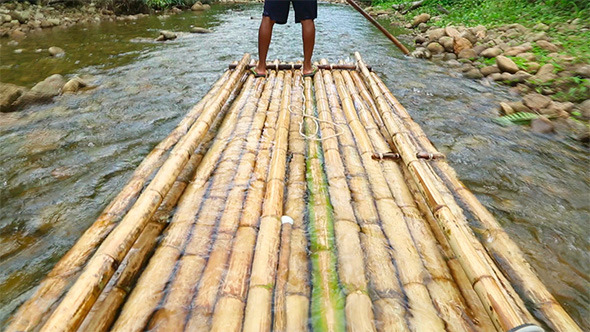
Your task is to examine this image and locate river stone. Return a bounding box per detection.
[412,13,430,27]
[410,47,431,59]
[515,52,536,62]
[531,117,554,134]
[47,18,60,26]
[499,102,514,115]
[496,55,519,74]
[0,82,27,112]
[427,28,445,41]
[472,45,486,55]
[62,77,87,93]
[481,47,502,58]
[157,30,177,41]
[10,30,26,39]
[461,30,478,44]
[533,23,549,31]
[523,93,551,111]
[464,68,483,79]
[445,26,460,38]
[507,101,531,113]
[427,42,444,55]
[489,73,503,81]
[438,36,453,52]
[481,65,500,76]
[458,48,477,59]
[453,37,472,54]
[536,40,559,52]
[32,74,66,96]
[574,64,590,78]
[191,1,205,11]
[531,63,557,83]
[417,23,428,33]
[48,46,64,57]
[443,52,457,61]
[190,27,212,33]
[577,100,590,120]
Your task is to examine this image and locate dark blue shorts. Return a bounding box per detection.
[263,0,317,24]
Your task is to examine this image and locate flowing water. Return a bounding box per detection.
[0,3,588,329]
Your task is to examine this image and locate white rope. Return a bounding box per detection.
[288,73,344,142]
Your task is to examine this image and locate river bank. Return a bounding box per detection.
[364,3,590,142]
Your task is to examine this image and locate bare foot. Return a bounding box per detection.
[253,65,266,77]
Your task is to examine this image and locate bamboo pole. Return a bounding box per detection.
[272,66,298,332]
[345,0,410,55]
[241,70,292,332]
[171,70,282,332]
[315,60,376,332]
[282,70,312,332]
[303,72,346,332]
[332,68,446,331]
[373,69,581,331]
[5,70,232,332]
[208,68,287,332]
[343,68,492,332]
[229,63,372,71]
[76,105,230,332]
[320,66,409,332]
[354,52,543,332]
[109,71,259,332]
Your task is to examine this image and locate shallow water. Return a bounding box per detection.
[0,3,588,329]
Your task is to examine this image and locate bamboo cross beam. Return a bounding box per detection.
[371,151,445,160]
[229,63,373,71]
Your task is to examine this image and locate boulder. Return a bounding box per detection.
[427,28,445,41]
[464,68,483,79]
[533,23,549,31]
[526,62,541,74]
[489,73,503,81]
[499,102,514,115]
[62,77,87,94]
[426,42,444,55]
[528,31,548,41]
[506,101,532,113]
[190,27,212,33]
[47,18,60,26]
[496,55,519,74]
[515,52,536,62]
[157,30,177,41]
[417,23,428,33]
[439,36,454,52]
[574,64,590,78]
[191,1,205,11]
[530,63,557,84]
[415,35,426,44]
[536,40,559,52]
[9,29,26,39]
[480,47,502,58]
[453,37,472,54]
[523,93,552,110]
[530,117,554,134]
[412,13,430,27]
[0,82,27,112]
[481,65,500,76]
[458,48,477,59]
[577,100,590,120]
[461,30,478,44]
[410,47,431,59]
[445,26,460,38]
[48,46,64,57]
[31,74,66,97]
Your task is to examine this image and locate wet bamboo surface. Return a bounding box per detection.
[9,53,581,332]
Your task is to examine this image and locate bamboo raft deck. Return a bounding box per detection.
[6,53,582,332]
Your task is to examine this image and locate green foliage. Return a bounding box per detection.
[143,0,185,9]
[494,112,540,126]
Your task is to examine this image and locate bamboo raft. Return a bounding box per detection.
[6,53,582,332]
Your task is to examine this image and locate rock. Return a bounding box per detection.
[507,101,532,113]
[439,36,453,52]
[426,42,444,55]
[442,52,457,61]
[481,65,500,76]
[427,28,445,41]
[489,73,503,81]
[32,74,66,96]
[412,13,430,27]
[526,62,541,74]
[458,48,477,59]
[0,82,27,112]
[190,27,212,33]
[48,46,64,57]
[202,4,211,10]
[523,93,552,110]
[496,55,519,74]
[508,70,533,84]
[499,102,514,115]
[480,47,502,58]
[536,40,559,52]
[574,64,590,78]
[446,59,461,67]
[464,68,483,79]
[577,100,590,120]
[530,63,557,84]
[416,23,427,33]
[410,47,431,59]
[453,37,472,54]
[191,1,205,11]
[555,101,575,113]
[530,117,554,134]
[528,31,548,41]
[14,48,23,53]
[157,30,177,41]
[461,30,478,44]
[533,23,549,31]
[515,52,536,62]
[47,18,60,26]
[445,26,460,38]
[61,77,87,94]
[415,35,426,44]
[472,45,486,55]
[9,29,26,39]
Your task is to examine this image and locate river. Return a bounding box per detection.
[0,2,588,329]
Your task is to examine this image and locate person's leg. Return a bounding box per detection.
[300,19,315,75]
[255,16,275,76]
